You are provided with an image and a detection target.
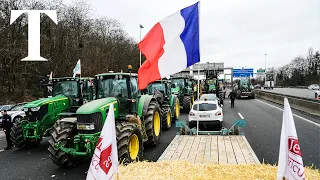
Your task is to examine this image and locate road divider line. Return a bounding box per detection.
[238,112,244,119]
[255,99,320,128]
[0,149,4,153]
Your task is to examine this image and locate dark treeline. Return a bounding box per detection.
[0,0,143,103]
[274,48,320,87]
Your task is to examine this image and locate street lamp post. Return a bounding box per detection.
[264,54,267,85]
[139,24,144,67]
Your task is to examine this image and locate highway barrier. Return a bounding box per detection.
[255,90,320,117]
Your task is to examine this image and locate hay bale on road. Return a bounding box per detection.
[118,160,319,180]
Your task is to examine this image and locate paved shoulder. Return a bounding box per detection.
[228,98,320,168]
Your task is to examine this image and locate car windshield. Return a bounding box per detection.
[97,77,128,99]
[200,94,217,101]
[148,83,165,94]
[10,104,23,111]
[193,103,217,111]
[1,105,11,111]
[53,81,78,97]
[171,79,184,88]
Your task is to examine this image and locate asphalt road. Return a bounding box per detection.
[0,99,319,179]
[259,88,318,99]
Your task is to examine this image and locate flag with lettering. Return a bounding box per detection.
[73,59,81,77]
[86,103,119,180]
[277,98,305,180]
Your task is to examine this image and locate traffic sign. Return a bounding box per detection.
[233,68,254,77]
[257,69,265,73]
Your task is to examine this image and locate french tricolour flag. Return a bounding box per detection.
[138,1,200,90]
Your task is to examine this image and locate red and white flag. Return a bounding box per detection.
[86,103,119,180]
[277,98,305,180]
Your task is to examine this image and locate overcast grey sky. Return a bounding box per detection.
[70,0,320,71]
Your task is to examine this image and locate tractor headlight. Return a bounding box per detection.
[31,107,40,111]
[77,123,95,130]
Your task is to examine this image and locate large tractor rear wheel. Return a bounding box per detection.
[10,118,40,149]
[161,105,172,130]
[183,95,192,112]
[144,101,162,146]
[172,98,180,121]
[48,120,77,167]
[116,122,143,164]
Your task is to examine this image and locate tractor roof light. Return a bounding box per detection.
[128,65,132,70]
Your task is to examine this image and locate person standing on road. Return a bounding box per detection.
[228,88,237,108]
[1,110,13,150]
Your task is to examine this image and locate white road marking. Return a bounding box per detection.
[255,99,320,128]
[238,112,244,119]
[0,149,4,153]
[229,101,231,103]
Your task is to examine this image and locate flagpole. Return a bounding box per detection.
[196,0,201,136]
[197,64,200,136]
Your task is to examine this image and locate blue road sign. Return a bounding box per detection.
[233,68,254,77]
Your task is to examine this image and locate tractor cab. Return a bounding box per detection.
[52,77,95,112]
[171,76,193,95]
[95,73,139,119]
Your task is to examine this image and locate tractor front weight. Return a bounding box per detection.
[21,121,42,141]
[57,133,100,157]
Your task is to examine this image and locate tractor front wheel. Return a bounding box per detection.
[144,101,162,146]
[183,95,193,112]
[10,118,40,149]
[161,105,172,130]
[173,98,180,121]
[116,122,143,164]
[48,120,77,167]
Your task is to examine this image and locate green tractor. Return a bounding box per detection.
[143,79,180,130]
[235,77,255,99]
[48,69,163,167]
[170,76,195,112]
[10,77,94,149]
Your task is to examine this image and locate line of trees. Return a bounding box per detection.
[274,48,320,87]
[0,0,143,103]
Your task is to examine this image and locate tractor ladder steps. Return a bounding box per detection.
[157,135,260,165]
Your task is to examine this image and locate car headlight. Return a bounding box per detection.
[31,107,40,111]
[77,124,95,130]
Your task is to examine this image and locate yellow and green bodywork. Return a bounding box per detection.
[56,73,155,157]
[171,76,194,106]
[20,77,94,141]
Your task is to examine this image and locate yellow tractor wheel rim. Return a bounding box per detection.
[154,112,161,136]
[167,111,171,127]
[175,102,180,118]
[129,134,139,160]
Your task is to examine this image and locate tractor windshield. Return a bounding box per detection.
[171,79,185,88]
[53,81,79,97]
[148,83,165,94]
[97,78,128,99]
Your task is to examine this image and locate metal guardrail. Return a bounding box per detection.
[255,89,319,103]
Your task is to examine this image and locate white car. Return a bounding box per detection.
[187,99,223,130]
[0,103,26,126]
[315,90,320,99]
[308,84,320,90]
